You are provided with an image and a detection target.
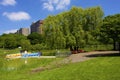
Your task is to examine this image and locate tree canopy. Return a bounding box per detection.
[43,6,104,49]
[0,34,29,49]
[100,14,120,50]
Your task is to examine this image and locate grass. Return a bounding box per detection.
[82,44,113,52]
[0,48,120,80]
[28,57,120,80]
[0,56,120,80]
[0,58,58,80]
[0,49,60,80]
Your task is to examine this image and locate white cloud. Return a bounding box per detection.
[56,0,70,10]
[4,29,18,34]
[3,11,31,21]
[43,0,70,11]
[43,2,54,11]
[0,0,16,6]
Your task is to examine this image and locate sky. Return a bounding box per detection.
[0,0,120,34]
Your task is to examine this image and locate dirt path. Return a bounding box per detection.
[63,51,119,63]
[31,51,119,73]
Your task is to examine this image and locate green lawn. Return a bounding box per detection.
[0,58,58,80]
[0,48,120,80]
[29,57,120,80]
[0,56,120,80]
[0,49,58,80]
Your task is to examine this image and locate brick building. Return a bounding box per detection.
[30,20,43,34]
[17,28,29,36]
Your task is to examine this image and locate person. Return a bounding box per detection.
[38,52,42,57]
[24,50,27,54]
[20,50,24,56]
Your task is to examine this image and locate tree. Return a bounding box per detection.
[42,6,104,50]
[83,6,104,45]
[66,34,76,48]
[27,32,43,45]
[43,15,66,49]
[100,14,120,50]
[20,39,31,50]
[0,34,19,49]
[83,6,104,31]
[0,34,28,49]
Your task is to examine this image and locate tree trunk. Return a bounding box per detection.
[70,46,73,51]
[118,42,120,53]
[113,39,116,50]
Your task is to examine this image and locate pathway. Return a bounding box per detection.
[31,51,119,73]
[63,51,119,63]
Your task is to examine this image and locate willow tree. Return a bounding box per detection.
[43,16,56,49]
[68,7,85,48]
[43,6,104,49]
[83,6,104,45]
[43,15,66,49]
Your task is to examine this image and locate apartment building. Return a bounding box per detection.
[30,20,43,34]
[17,28,29,36]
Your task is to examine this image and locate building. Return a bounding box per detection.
[30,20,43,34]
[17,28,29,36]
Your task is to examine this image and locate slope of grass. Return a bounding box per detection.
[28,57,120,80]
[0,58,58,80]
[1,56,120,80]
[0,48,120,80]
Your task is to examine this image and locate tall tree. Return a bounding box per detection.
[43,6,104,49]
[84,7,104,43]
[100,14,120,50]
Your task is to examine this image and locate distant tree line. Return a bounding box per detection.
[0,6,120,51]
[0,34,30,49]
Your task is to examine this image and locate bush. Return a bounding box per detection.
[30,43,48,52]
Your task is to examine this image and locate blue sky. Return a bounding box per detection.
[0,0,120,34]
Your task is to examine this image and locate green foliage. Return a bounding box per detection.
[102,14,120,41]
[27,32,44,45]
[30,43,48,52]
[100,14,120,50]
[66,34,76,48]
[43,6,104,49]
[0,34,28,49]
[20,39,31,50]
